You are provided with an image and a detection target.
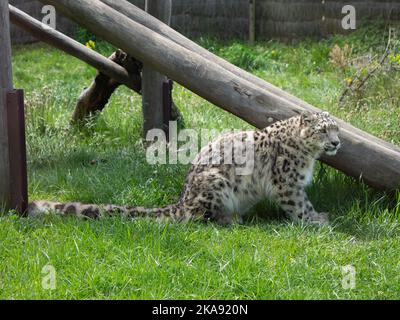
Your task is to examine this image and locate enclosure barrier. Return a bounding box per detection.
[38,0,400,191]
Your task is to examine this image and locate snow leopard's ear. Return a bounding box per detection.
[317,111,330,119]
[299,111,313,125]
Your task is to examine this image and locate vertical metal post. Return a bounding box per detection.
[7,90,28,215]
[162,79,173,141]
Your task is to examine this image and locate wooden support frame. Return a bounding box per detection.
[100,0,397,155]
[38,0,400,191]
[142,0,173,138]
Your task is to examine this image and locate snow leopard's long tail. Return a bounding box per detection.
[27,200,187,221]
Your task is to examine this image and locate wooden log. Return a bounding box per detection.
[0,0,13,209]
[142,0,172,137]
[39,0,400,191]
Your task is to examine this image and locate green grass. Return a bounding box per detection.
[1,26,400,299]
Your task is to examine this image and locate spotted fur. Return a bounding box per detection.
[28,112,340,226]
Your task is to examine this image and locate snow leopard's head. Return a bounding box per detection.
[299,111,341,156]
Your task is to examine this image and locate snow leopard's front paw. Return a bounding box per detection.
[309,212,330,226]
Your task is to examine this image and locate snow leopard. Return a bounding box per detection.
[28,111,340,226]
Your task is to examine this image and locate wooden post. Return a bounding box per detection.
[0,0,13,210]
[142,0,172,138]
[249,0,256,44]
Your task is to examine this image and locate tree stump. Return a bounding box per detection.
[72,49,182,125]
[72,50,141,123]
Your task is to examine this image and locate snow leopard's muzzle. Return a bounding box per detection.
[324,138,341,156]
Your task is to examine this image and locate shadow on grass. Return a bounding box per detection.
[248,163,399,240]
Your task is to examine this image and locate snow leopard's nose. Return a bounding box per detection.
[331,140,340,147]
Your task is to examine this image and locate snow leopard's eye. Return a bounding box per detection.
[319,128,327,134]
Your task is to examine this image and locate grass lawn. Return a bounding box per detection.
[1,26,400,299]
